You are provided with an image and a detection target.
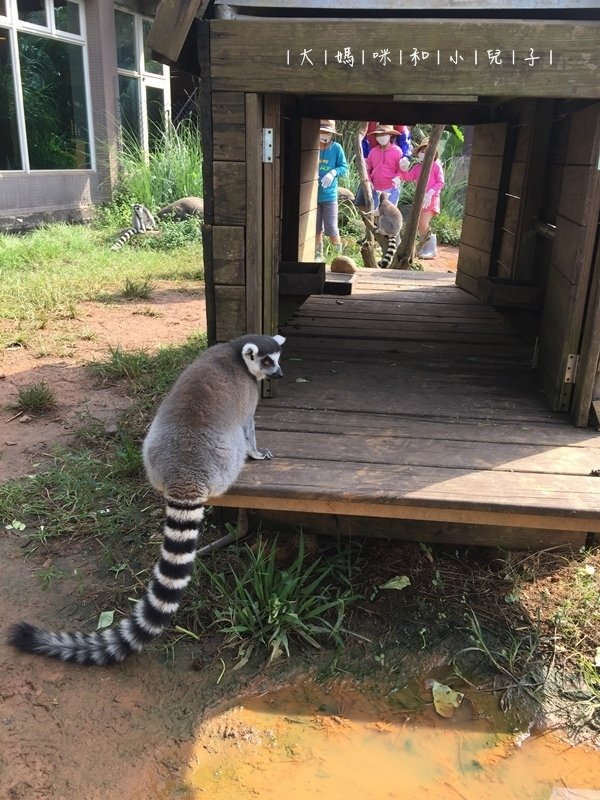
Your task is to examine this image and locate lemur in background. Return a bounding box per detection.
[375,191,403,269]
[8,334,285,666]
[110,197,204,251]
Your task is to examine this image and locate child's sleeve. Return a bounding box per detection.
[430,162,445,194]
[335,143,349,179]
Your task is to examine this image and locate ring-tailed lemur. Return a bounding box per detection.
[110,203,157,251]
[8,334,285,666]
[110,197,204,251]
[156,196,204,221]
[375,191,403,269]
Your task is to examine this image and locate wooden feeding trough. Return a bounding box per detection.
[149,1,600,547]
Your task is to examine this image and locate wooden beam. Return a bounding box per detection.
[210,19,600,98]
[147,0,206,64]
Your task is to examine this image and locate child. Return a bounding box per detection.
[364,124,404,210]
[394,136,445,258]
[316,119,348,260]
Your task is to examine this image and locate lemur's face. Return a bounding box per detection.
[242,336,285,380]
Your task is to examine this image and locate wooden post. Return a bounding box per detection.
[394,124,445,270]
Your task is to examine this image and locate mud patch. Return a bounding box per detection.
[186,679,600,799]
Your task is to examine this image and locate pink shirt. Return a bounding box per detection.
[399,159,445,213]
[366,143,404,191]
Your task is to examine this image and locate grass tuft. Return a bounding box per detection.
[196,535,359,667]
[122,277,155,300]
[14,381,57,413]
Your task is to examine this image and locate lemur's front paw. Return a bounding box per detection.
[249,448,273,460]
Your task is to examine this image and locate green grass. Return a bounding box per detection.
[122,277,156,300]
[0,223,203,348]
[92,332,207,406]
[14,381,57,413]
[197,535,358,666]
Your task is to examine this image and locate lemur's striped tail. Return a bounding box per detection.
[7,500,205,666]
[110,227,136,251]
[379,235,398,269]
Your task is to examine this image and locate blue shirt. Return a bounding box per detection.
[318,141,348,203]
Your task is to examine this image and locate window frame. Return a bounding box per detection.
[0,0,95,173]
[114,5,171,153]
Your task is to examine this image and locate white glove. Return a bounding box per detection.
[320,169,337,189]
[422,189,434,208]
[399,157,410,172]
[392,176,402,189]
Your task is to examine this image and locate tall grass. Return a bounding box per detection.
[108,120,203,213]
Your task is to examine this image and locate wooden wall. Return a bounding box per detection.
[455,122,505,295]
[538,102,600,412]
[208,91,247,342]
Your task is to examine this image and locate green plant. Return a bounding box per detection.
[431,212,462,247]
[92,332,207,405]
[453,609,545,709]
[14,381,57,413]
[105,120,203,212]
[135,217,202,252]
[199,536,357,666]
[122,277,155,300]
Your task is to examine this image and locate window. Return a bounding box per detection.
[115,7,170,152]
[0,0,92,172]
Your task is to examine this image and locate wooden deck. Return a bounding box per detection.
[216,271,600,547]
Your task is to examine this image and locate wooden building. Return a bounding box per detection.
[149,1,600,547]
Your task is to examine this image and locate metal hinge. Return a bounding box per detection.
[564,353,580,384]
[262,128,273,162]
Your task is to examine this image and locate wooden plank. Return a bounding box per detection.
[455,270,480,297]
[573,240,600,426]
[212,459,600,531]
[254,407,599,447]
[460,214,494,252]
[457,242,490,281]
[471,122,508,157]
[558,164,600,225]
[212,123,245,160]
[245,94,263,333]
[465,155,502,190]
[464,185,498,221]
[253,429,600,476]
[513,100,554,282]
[211,91,245,124]
[263,93,281,340]
[215,0,599,9]
[147,0,204,63]
[210,20,600,98]
[248,510,587,550]
[551,215,591,284]
[213,161,245,224]
[214,285,245,340]
[198,20,216,343]
[212,225,245,284]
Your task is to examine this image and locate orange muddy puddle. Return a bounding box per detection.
[181,680,600,800]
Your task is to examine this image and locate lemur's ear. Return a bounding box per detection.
[273,335,286,346]
[242,343,259,361]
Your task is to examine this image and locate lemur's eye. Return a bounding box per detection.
[263,357,273,367]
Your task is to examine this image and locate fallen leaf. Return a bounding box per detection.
[379,576,411,591]
[97,610,115,630]
[430,680,464,718]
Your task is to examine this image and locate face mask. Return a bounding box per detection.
[376,135,391,146]
[320,134,332,143]
[418,151,425,161]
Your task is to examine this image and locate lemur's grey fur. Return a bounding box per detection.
[110,197,204,251]
[375,192,403,269]
[110,203,157,251]
[8,334,285,666]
